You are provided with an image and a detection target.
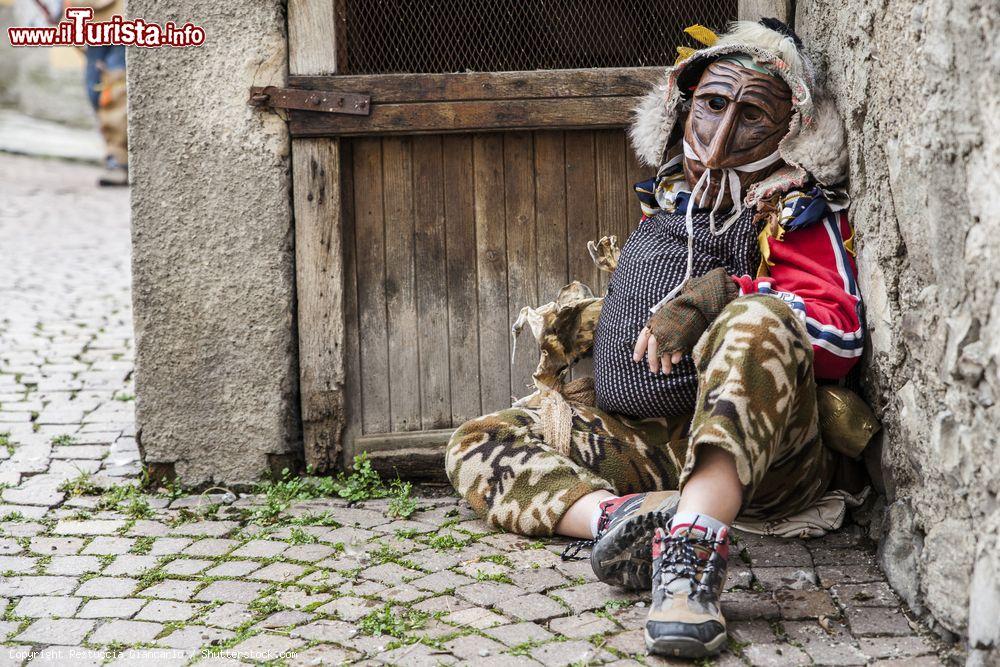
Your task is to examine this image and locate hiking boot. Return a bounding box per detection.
[645,523,730,658]
[562,491,679,590]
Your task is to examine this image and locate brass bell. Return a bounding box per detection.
[816,386,880,459]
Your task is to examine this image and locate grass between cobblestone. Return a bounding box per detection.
[0,439,951,666]
[0,436,953,666]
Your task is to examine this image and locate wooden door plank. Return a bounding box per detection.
[473,134,511,413]
[293,139,345,471]
[504,132,539,401]
[289,96,641,138]
[339,140,364,465]
[332,0,348,73]
[351,138,391,434]
[288,0,337,76]
[412,135,452,430]
[595,130,630,294]
[442,135,482,425]
[289,0,342,470]
[290,67,664,102]
[625,136,649,230]
[381,137,422,432]
[534,131,569,304]
[565,131,601,294]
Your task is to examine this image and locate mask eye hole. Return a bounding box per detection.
[707,96,727,111]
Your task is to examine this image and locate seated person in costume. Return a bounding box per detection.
[446,19,863,659]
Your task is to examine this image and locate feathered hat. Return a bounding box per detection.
[630,19,848,196]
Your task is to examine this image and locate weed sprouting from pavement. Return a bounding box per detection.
[286,527,318,545]
[359,603,428,638]
[474,571,513,584]
[368,542,419,570]
[248,593,282,617]
[332,454,384,502]
[479,554,512,567]
[59,471,101,497]
[287,511,340,527]
[424,533,468,551]
[248,453,417,525]
[386,479,418,519]
[132,536,155,555]
[121,495,154,519]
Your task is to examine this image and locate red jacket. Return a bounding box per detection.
[731,190,863,379]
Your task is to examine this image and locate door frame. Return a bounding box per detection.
[286,0,791,476]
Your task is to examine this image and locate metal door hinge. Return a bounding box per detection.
[249,86,370,115]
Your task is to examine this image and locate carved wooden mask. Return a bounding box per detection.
[682,58,793,207]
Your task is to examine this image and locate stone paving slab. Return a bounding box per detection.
[0,153,953,666]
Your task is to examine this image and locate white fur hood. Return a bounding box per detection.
[629,21,849,189]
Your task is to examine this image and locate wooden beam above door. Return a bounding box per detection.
[290,67,664,102]
[281,67,664,138]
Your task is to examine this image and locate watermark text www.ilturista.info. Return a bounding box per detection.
[8,7,204,48]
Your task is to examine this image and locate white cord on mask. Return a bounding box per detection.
[648,141,783,314]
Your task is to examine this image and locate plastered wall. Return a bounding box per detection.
[127,2,301,486]
[797,0,999,658]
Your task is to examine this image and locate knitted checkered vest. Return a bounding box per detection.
[593,207,759,418]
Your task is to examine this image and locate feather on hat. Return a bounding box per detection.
[630,19,848,191]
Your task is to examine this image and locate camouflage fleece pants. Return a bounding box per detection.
[445,295,836,536]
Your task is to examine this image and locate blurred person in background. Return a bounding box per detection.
[36,0,128,185]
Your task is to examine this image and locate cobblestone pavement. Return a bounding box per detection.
[0,153,948,666]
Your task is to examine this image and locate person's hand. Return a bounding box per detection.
[634,268,739,375]
[633,326,684,375]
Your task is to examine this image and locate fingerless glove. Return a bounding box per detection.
[645,267,739,355]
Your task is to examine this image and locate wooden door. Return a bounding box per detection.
[287,0,783,478]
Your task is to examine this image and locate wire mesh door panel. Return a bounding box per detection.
[339,0,737,75]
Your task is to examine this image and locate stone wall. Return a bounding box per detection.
[127,2,300,486]
[796,0,999,658]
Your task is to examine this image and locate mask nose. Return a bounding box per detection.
[702,105,739,170]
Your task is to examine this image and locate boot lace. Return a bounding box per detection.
[560,503,612,561]
[654,531,726,596]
